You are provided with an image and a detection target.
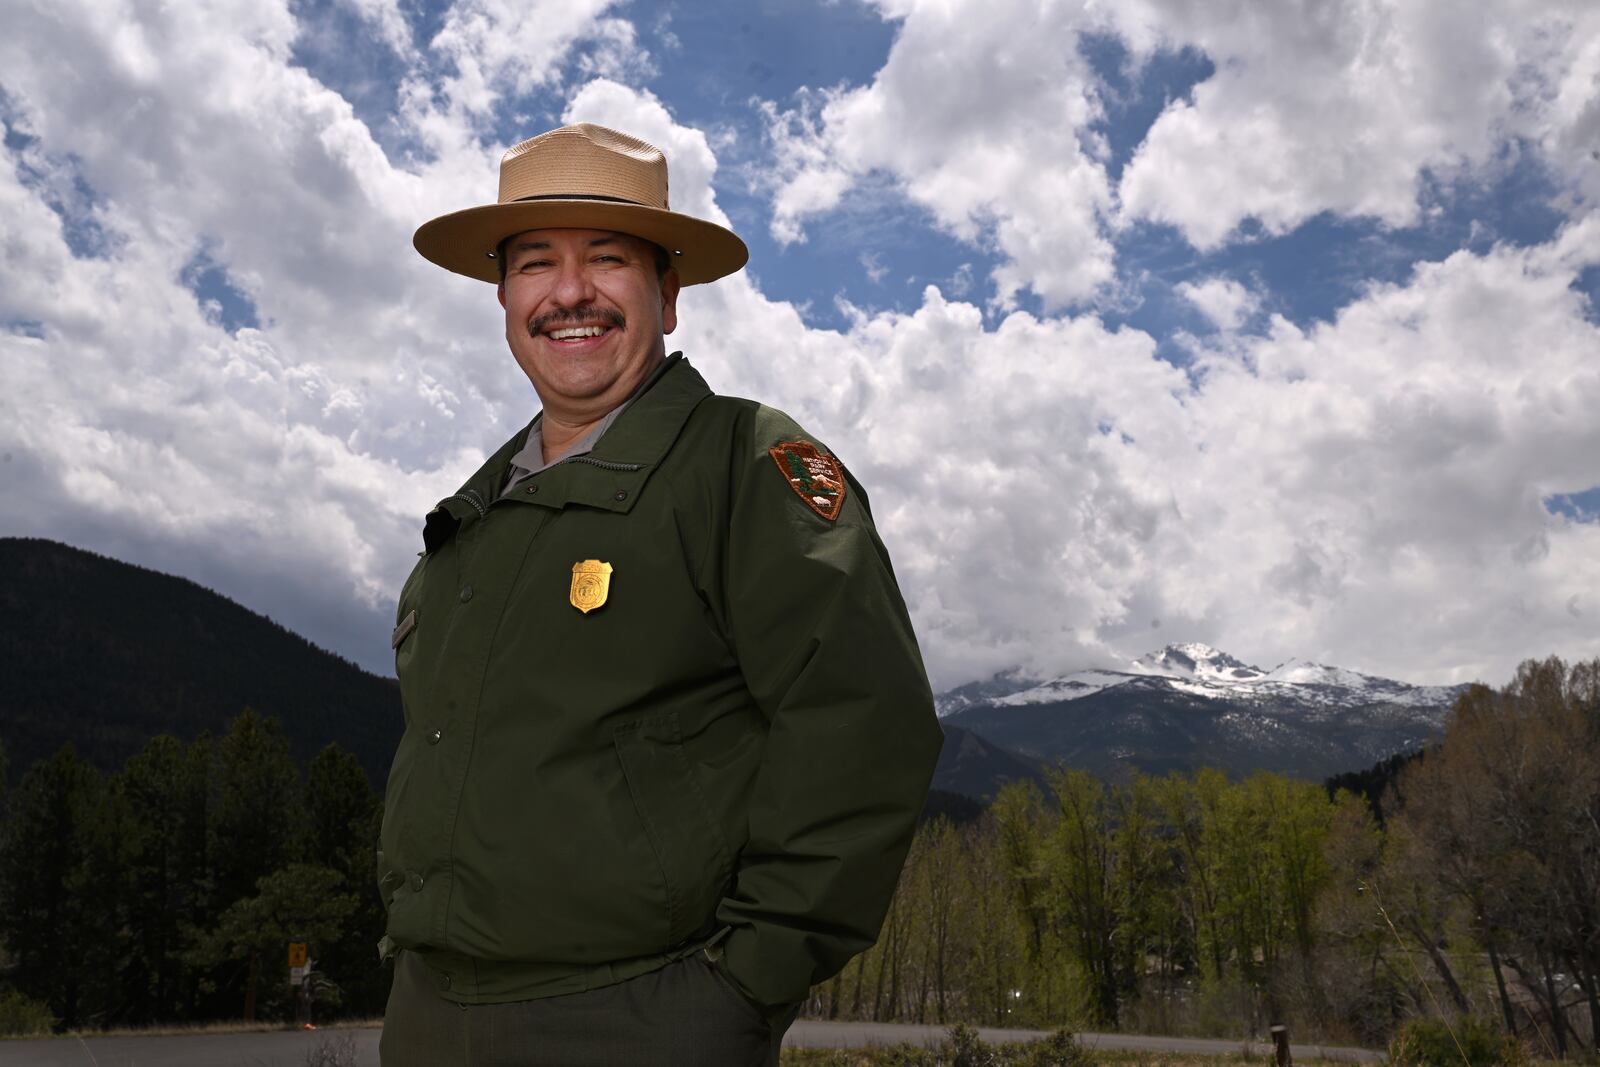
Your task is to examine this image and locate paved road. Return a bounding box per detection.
[0,1020,1380,1064]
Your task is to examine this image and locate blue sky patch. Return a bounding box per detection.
[290,0,413,155]
[181,248,261,333]
[1079,33,1214,183]
[1545,487,1600,523]
[4,106,122,261]
[1572,264,1600,326]
[650,0,897,126]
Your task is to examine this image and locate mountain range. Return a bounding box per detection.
[941,642,1465,781]
[0,539,1459,796]
[0,537,401,785]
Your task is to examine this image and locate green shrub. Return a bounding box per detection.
[778,1028,1089,1067]
[1020,1029,1092,1067]
[0,988,56,1037]
[1386,1015,1525,1067]
[949,1025,995,1067]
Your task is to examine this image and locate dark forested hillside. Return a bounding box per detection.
[1324,746,1426,824]
[0,538,401,784]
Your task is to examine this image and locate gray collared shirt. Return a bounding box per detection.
[499,354,679,497]
[501,403,631,497]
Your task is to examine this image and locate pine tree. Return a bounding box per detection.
[0,745,122,1028]
[212,709,300,907]
[116,734,212,1023]
[189,864,358,1022]
[205,709,300,1017]
[301,743,387,1015]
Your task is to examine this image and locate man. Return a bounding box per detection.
[377,123,942,1066]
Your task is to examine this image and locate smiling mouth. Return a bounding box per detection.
[531,307,626,343]
[545,325,611,341]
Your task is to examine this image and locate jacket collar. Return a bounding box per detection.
[423,354,711,550]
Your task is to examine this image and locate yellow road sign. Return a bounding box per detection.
[287,942,308,968]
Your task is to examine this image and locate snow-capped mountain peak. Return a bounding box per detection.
[961,643,1465,714]
[936,643,1469,783]
[1131,643,1267,683]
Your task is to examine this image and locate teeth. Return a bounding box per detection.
[547,326,607,340]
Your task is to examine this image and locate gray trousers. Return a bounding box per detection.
[379,951,798,1066]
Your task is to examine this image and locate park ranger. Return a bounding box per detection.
[377,123,942,1066]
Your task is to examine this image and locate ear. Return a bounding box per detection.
[659,269,681,336]
[497,282,506,309]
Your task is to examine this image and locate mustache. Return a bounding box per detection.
[529,306,626,337]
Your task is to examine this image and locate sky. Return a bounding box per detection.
[2,0,1598,692]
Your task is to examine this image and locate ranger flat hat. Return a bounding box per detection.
[413,123,748,286]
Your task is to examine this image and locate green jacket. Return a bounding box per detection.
[378,354,942,1006]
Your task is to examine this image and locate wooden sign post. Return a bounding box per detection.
[1269,1023,1291,1066]
[288,940,311,1028]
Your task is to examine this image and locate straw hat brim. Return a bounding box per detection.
[413,199,748,286]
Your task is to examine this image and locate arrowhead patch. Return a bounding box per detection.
[769,440,847,521]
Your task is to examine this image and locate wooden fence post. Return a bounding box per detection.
[1270,1022,1291,1066]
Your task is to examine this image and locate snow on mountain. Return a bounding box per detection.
[936,643,1469,782]
[1260,659,1461,708]
[993,671,1133,706]
[933,669,1042,716]
[950,643,1464,714]
[1131,643,1266,683]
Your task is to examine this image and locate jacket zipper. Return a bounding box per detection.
[442,488,488,518]
[559,456,644,472]
[446,460,643,519]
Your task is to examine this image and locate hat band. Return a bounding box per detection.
[511,193,657,208]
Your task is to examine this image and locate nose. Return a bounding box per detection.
[548,257,597,308]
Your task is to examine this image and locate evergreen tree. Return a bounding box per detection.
[211,708,300,908]
[115,734,212,1024]
[0,745,122,1028]
[205,709,300,1017]
[301,743,387,1015]
[302,743,377,877]
[189,864,358,1022]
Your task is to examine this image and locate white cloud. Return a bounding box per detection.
[761,0,1117,310]
[1174,222,1600,680]
[0,0,652,666]
[571,83,1600,689]
[1176,276,1259,331]
[764,0,1600,309]
[3,2,1598,697]
[335,0,417,59]
[1114,0,1600,246]
[397,0,646,158]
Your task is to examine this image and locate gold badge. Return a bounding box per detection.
[570,560,613,613]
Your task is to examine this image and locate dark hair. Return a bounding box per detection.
[495,235,672,284]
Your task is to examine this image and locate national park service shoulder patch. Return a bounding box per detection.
[769,440,847,522]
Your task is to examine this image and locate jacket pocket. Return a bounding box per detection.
[612,714,733,945]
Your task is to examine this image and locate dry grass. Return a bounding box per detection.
[780,1047,1352,1066]
[42,1018,384,1040]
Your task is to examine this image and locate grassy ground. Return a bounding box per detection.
[783,1057,1341,1067]
[48,1017,384,1039]
[781,1051,1346,1066]
[778,1026,1349,1066]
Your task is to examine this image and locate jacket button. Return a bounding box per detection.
[459,585,473,603]
[524,484,538,495]
[614,489,628,501]
[428,729,442,745]
[407,872,424,892]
